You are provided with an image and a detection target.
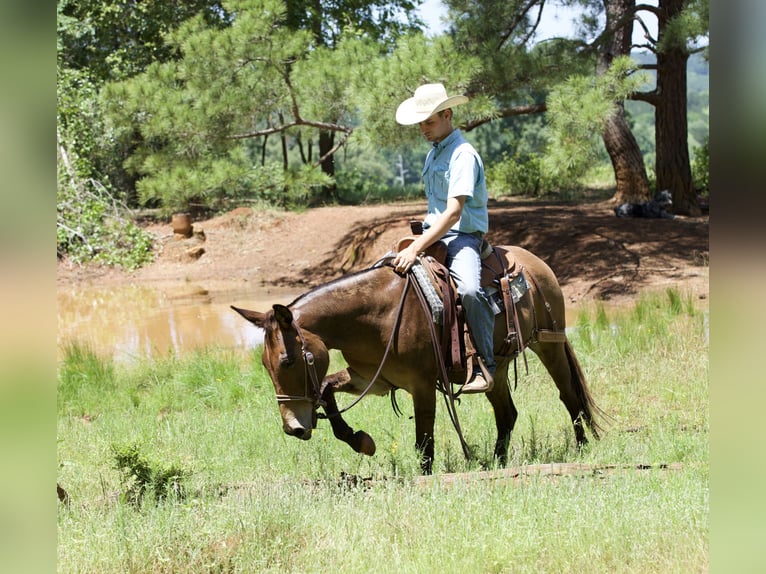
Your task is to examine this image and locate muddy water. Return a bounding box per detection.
[57,282,300,364]
[58,279,705,365]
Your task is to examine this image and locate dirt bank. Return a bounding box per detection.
[57,198,709,308]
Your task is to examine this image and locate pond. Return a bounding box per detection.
[57,282,300,364]
[58,277,707,366]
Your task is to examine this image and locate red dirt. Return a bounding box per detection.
[56,198,709,308]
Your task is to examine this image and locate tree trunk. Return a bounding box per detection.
[655,0,701,216]
[600,0,651,204]
[318,129,337,203]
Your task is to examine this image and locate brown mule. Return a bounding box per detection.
[233,245,604,474]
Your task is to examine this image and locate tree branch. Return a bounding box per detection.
[520,0,545,46]
[587,3,659,55]
[631,43,657,53]
[229,119,352,140]
[313,129,353,168]
[497,0,542,50]
[634,14,657,44]
[634,3,662,17]
[461,103,547,132]
[629,90,659,105]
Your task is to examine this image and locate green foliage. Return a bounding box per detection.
[283,0,424,48]
[657,0,709,54]
[58,62,154,268]
[56,172,154,269]
[57,0,230,82]
[58,341,116,413]
[101,0,346,212]
[487,150,580,197]
[354,33,482,148]
[57,0,710,220]
[336,168,422,204]
[112,443,189,505]
[544,57,648,180]
[57,291,708,571]
[692,133,709,194]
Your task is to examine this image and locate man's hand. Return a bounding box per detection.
[392,244,419,273]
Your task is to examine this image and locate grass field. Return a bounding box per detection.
[57,288,708,573]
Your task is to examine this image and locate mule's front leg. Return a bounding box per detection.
[412,387,437,474]
[321,373,376,456]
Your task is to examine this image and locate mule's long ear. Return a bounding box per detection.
[231,306,267,327]
[273,304,294,328]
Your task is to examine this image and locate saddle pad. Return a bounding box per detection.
[411,261,444,324]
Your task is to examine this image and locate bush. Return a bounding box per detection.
[336,168,422,204]
[58,84,154,269]
[691,134,709,194]
[112,443,189,505]
[487,151,579,198]
[57,176,154,269]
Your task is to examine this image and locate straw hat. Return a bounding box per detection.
[395,83,469,125]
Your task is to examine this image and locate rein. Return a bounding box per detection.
[282,265,472,462]
[408,266,472,461]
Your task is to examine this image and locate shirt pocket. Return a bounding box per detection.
[430,167,449,197]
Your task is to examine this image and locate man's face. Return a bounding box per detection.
[418,110,452,143]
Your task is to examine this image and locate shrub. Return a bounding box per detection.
[487,151,578,198]
[112,443,189,505]
[691,134,709,194]
[57,174,154,269]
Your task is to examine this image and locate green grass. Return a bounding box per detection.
[57,288,708,572]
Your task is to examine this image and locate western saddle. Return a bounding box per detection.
[393,231,532,387]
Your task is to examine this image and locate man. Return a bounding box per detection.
[392,83,495,394]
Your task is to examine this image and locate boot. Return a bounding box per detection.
[461,371,494,394]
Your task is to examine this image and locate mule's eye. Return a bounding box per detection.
[279,352,296,367]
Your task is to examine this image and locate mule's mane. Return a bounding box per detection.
[287,265,391,308]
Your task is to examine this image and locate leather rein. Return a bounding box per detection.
[277,264,472,460]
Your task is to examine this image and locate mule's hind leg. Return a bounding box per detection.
[534,341,595,446]
[485,360,517,465]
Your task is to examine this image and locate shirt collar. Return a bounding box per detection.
[433,128,461,152]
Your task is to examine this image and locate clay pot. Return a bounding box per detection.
[171,213,193,238]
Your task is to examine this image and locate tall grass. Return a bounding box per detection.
[58,288,708,572]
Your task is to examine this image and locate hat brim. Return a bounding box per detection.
[395,95,469,126]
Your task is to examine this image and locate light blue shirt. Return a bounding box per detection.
[421,129,488,235]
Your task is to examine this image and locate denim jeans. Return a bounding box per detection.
[440,231,496,375]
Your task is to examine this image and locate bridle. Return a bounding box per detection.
[273,320,325,408]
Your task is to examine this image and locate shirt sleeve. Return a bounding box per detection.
[448,145,479,199]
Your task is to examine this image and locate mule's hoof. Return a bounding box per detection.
[353,431,376,456]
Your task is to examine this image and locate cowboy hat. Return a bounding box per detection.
[395,83,469,126]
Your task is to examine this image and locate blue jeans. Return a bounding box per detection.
[440,231,496,375]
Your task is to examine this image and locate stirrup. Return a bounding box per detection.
[459,357,494,394]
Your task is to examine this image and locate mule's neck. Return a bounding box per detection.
[290,266,400,348]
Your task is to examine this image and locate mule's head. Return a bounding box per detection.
[232,304,329,441]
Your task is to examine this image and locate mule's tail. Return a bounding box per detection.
[565,340,608,439]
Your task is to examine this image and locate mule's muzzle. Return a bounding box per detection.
[280,403,315,440]
[283,424,312,440]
